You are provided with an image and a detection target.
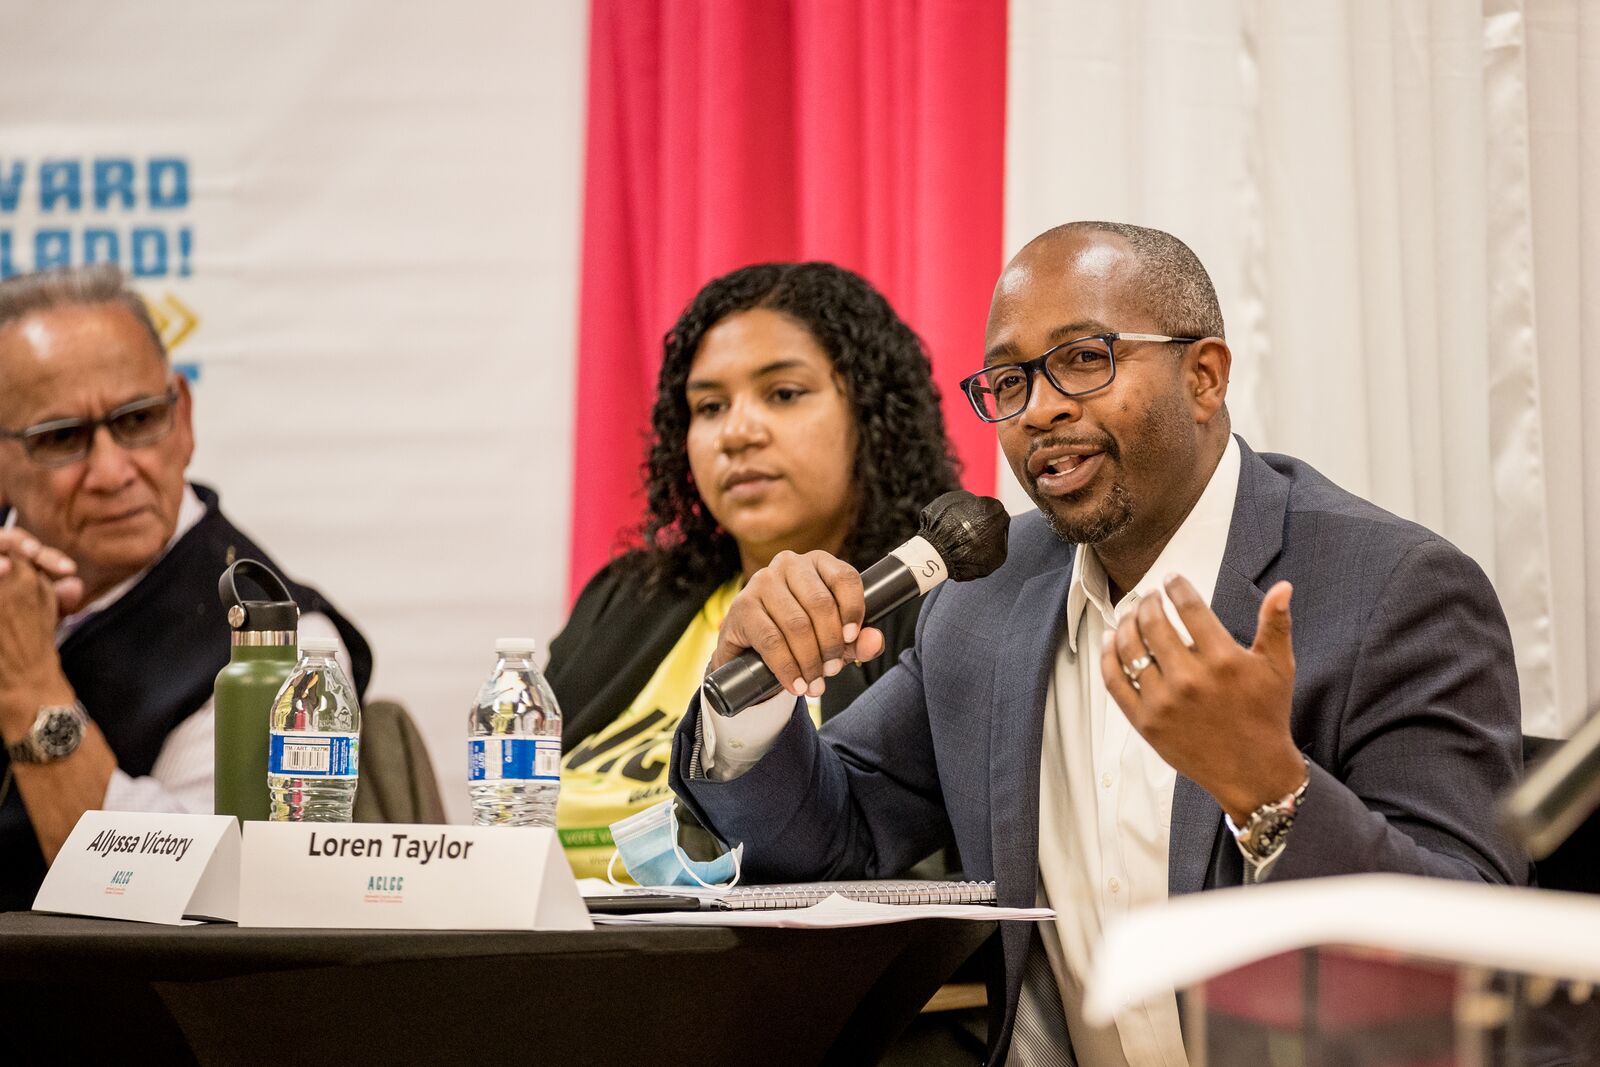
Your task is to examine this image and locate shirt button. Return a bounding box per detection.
[1108,877,1121,895]
[1100,773,1113,789]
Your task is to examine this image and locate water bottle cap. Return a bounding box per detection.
[494,637,538,655]
[300,636,340,655]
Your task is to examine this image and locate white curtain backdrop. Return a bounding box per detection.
[1005,0,1599,737]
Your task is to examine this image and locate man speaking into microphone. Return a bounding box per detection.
[670,222,1525,1067]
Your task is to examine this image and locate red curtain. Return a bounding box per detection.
[571,0,1007,598]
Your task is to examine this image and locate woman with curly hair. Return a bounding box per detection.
[546,261,962,878]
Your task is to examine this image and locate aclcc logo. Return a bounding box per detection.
[363,874,405,905]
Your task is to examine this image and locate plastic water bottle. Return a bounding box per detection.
[268,636,361,822]
[468,638,562,827]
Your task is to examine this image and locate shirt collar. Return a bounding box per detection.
[57,484,208,641]
[1064,436,1242,653]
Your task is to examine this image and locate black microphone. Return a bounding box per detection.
[703,490,1010,718]
[1501,706,1600,860]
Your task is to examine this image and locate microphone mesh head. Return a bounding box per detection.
[917,490,1010,582]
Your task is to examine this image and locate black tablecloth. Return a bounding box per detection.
[0,911,995,1066]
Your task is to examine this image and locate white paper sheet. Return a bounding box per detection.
[1086,874,1600,1024]
[592,892,1053,929]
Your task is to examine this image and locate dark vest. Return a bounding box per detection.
[0,484,372,911]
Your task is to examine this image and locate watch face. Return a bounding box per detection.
[1248,810,1294,860]
[36,708,84,759]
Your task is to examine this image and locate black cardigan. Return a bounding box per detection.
[548,553,925,752]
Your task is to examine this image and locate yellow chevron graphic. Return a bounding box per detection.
[141,292,200,353]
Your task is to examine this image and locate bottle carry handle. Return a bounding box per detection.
[219,558,300,633]
[220,559,292,606]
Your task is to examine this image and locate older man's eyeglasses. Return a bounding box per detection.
[0,389,180,468]
[959,332,1200,423]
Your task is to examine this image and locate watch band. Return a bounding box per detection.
[1227,757,1311,868]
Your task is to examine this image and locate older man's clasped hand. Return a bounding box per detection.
[0,529,82,713]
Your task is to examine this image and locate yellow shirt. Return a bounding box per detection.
[557,578,820,879]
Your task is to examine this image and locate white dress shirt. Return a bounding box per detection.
[47,486,348,815]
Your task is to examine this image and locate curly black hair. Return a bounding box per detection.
[636,261,962,594]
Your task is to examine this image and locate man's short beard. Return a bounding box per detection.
[1028,385,1193,547]
[1039,481,1134,546]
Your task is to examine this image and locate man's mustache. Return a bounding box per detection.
[1023,433,1119,477]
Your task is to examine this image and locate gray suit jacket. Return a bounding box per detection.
[671,438,1525,1063]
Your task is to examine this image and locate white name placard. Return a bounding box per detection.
[35,812,241,925]
[238,822,592,931]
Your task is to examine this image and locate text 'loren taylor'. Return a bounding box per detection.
[307,832,477,865]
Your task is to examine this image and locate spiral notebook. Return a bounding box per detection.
[711,879,997,911]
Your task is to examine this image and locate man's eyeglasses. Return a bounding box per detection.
[0,388,180,468]
[959,332,1200,423]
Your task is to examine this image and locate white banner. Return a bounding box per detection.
[0,2,590,816]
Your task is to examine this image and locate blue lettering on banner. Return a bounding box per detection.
[93,159,135,210]
[83,228,118,264]
[34,229,71,271]
[148,157,189,209]
[39,160,82,211]
[0,155,196,281]
[0,162,21,213]
[270,732,360,779]
[468,738,561,783]
[131,227,167,277]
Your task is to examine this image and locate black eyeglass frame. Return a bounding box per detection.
[959,332,1201,423]
[0,386,181,468]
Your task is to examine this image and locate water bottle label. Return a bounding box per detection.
[269,732,360,778]
[468,737,560,782]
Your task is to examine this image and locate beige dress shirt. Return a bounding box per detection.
[1023,436,1239,1067]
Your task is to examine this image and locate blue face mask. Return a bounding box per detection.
[608,800,742,889]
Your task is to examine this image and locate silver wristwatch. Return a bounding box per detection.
[6,702,89,764]
[1227,760,1310,867]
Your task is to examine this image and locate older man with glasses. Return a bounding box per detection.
[0,264,371,911]
[670,221,1526,1067]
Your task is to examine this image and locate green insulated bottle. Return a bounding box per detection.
[214,560,300,822]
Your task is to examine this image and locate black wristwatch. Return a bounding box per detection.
[6,702,89,764]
